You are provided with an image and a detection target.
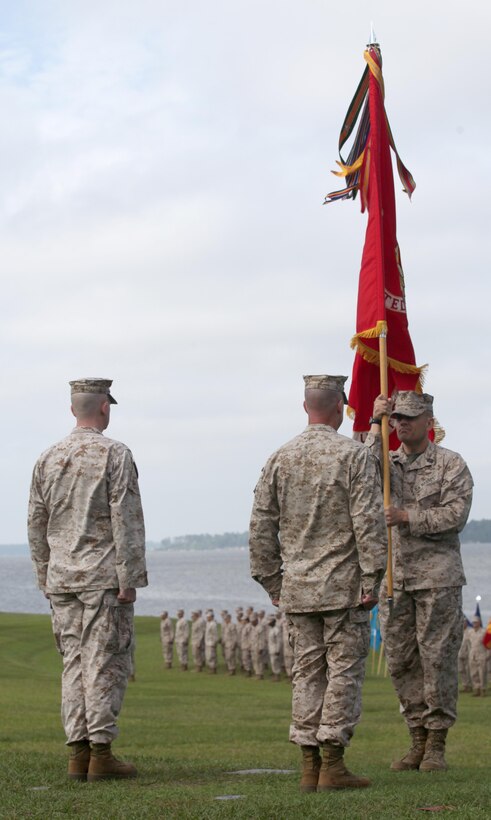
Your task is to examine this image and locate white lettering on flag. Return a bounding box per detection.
[385,290,406,313]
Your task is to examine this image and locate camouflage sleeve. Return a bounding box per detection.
[407,455,474,538]
[108,446,148,589]
[249,459,283,601]
[364,432,382,459]
[349,448,388,598]
[27,462,50,591]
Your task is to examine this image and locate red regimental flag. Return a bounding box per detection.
[483,621,491,649]
[326,46,424,442]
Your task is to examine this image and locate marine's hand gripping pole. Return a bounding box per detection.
[379,330,394,615]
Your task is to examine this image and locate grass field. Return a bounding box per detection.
[0,612,489,819]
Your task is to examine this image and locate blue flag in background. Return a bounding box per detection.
[370,605,382,649]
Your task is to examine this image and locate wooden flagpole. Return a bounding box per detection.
[379,329,393,612]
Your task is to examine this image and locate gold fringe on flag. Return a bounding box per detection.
[350,320,387,342]
[351,336,427,382]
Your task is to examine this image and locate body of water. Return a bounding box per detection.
[1,543,489,620]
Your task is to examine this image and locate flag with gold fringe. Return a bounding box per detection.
[326,43,425,440]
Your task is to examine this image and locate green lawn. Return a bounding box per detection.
[0,612,488,819]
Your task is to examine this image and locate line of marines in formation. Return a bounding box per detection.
[159,606,294,680]
[458,616,490,697]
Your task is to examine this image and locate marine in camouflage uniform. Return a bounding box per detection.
[249,374,387,792]
[205,610,219,673]
[235,612,244,668]
[28,378,147,781]
[221,613,238,675]
[468,618,488,696]
[175,610,190,670]
[160,612,175,668]
[368,391,473,772]
[250,612,264,679]
[257,610,269,670]
[191,610,206,671]
[240,617,253,676]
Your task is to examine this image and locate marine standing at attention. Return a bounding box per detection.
[160,611,175,668]
[368,391,473,771]
[28,378,147,782]
[205,609,219,673]
[249,374,387,793]
[221,613,238,676]
[191,610,206,671]
[467,616,488,697]
[175,609,190,671]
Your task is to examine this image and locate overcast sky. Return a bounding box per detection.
[1,0,489,543]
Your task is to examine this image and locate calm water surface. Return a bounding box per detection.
[1,544,489,620]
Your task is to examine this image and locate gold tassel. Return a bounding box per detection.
[350,321,387,348]
[332,151,365,178]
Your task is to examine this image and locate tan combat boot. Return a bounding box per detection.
[317,742,370,790]
[390,726,428,771]
[87,743,137,782]
[419,729,448,772]
[299,746,321,793]
[67,739,91,781]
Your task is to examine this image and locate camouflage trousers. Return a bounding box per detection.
[288,608,370,747]
[176,641,189,666]
[205,643,217,670]
[222,643,237,673]
[161,641,174,664]
[192,640,205,668]
[379,586,462,730]
[469,649,488,691]
[270,652,282,676]
[251,645,264,677]
[49,589,133,745]
[241,647,252,673]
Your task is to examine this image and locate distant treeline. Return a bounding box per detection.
[462,519,491,543]
[157,522,490,550]
[1,520,489,557]
[159,532,249,550]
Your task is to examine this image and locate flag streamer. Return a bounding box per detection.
[325,47,415,207]
[327,44,425,435]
